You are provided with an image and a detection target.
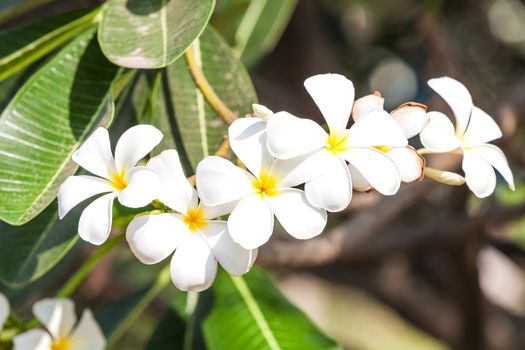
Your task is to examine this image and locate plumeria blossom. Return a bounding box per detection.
[419,77,515,197]
[251,103,274,121]
[126,150,257,291]
[0,292,8,331]
[350,91,428,190]
[58,125,163,245]
[196,116,328,250]
[266,73,408,212]
[13,299,105,350]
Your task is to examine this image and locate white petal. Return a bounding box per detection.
[114,124,163,173]
[419,111,461,152]
[267,189,327,240]
[13,329,52,350]
[170,235,217,292]
[78,192,115,245]
[348,163,372,192]
[0,292,9,331]
[252,104,273,120]
[343,148,401,195]
[69,310,106,350]
[462,150,497,198]
[347,109,408,148]
[271,150,327,188]
[126,213,187,265]
[33,298,76,339]
[117,166,162,208]
[304,73,355,133]
[227,194,274,250]
[58,175,114,219]
[228,117,273,176]
[462,107,502,146]
[428,77,473,135]
[351,92,384,121]
[266,111,326,160]
[305,152,352,212]
[196,156,254,206]
[470,144,514,191]
[390,102,429,139]
[200,201,238,220]
[72,127,115,179]
[387,146,425,183]
[201,221,257,276]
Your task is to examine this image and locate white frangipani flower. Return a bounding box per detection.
[58,125,163,245]
[126,150,257,291]
[419,77,515,197]
[251,103,273,121]
[0,292,9,331]
[197,117,328,250]
[350,92,428,190]
[266,73,408,212]
[13,299,105,350]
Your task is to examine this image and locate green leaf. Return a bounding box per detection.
[204,268,341,350]
[0,8,100,82]
[166,26,257,170]
[0,28,121,225]
[0,200,79,286]
[213,0,298,66]
[98,0,215,69]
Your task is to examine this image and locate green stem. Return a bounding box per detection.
[107,265,171,349]
[183,291,199,350]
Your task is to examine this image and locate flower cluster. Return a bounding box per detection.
[58,73,514,291]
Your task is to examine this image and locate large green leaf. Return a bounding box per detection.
[98,0,215,69]
[204,268,341,350]
[213,0,298,66]
[0,28,120,225]
[166,26,257,170]
[0,7,100,82]
[0,200,79,286]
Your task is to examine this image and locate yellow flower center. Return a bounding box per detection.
[183,208,208,232]
[111,171,128,191]
[51,338,71,350]
[325,132,349,154]
[372,145,391,153]
[252,173,279,198]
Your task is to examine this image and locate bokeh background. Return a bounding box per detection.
[3,0,525,349]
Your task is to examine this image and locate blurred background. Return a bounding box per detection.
[3,0,525,349]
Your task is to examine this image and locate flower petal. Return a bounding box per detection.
[78,192,115,245]
[462,107,502,146]
[387,146,425,183]
[72,127,115,179]
[267,189,327,240]
[33,298,76,339]
[348,163,371,192]
[13,329,52,350]
[147,149,197,213]
[343,148,401,195]
[463,150,497,198]
[201,221,257,276]
[304,73,355,133]
[69,310,105,350]
[200,202,238,220]
[58,175,114,219]
[227,194,274,250]
[351,91,384,121]
[419,111,461,152]
[252,104,273,120]
[126,213,187,265]
[196,156,254,206]
[114,124,163,173]
[428,77,473,135]
[266,111,326,159]
[170,234,217,292]
[0,292,9,331]
[117,166,162,208]
[470,144,514,191]
[271,150,327,188]
[229,117,273,176]
[304,152,352,212]
[347,109,408,148]
[390,102,429,139]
